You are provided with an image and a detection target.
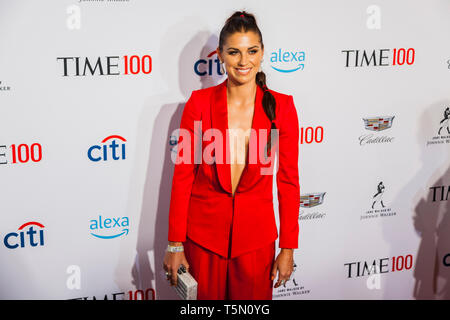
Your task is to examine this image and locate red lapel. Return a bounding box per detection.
[210,78,272,195]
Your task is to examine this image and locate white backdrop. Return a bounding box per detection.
[0,0,449,300]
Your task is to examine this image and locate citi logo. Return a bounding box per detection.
[87,135,126,162]
[270,49,305,73]
[89,215,129,239]
[3,221,45,249]
[194,50,225,76]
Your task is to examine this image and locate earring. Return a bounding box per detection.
[220,62,225,74]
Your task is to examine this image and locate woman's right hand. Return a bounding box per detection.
[163,242,190,287]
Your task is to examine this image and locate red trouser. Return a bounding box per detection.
[183,236,275,300]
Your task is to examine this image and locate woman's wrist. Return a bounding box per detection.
[167,242,184,253]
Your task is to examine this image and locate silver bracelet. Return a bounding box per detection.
[166,244,184,253]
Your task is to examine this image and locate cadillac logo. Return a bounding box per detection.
[363,116,395,132]
[300,192,326,208]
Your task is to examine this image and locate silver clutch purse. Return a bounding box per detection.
[172,265,198,300]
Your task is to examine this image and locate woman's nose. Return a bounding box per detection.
[238,53,249,66]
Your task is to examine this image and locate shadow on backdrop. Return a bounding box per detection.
[378,100,450,299]
[130,25,225,299]
[384,100,450,299]
[412,101,450,300]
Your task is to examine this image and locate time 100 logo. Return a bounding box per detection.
[123,55,152,75]
[0,143,43,165]
[300,126,324,144]
[56,55,152,76]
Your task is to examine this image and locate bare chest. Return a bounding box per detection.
[227,103,255,156]
[227,102,255,194]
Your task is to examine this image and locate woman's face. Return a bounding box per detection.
[217,31,264,85]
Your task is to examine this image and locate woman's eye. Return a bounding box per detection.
[229,51,238,55]
[250,50,258,54]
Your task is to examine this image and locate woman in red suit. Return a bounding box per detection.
[163,10,300,300]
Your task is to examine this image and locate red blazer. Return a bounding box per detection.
[168,78,300,258]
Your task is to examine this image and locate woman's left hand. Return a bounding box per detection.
[271,248,294,288]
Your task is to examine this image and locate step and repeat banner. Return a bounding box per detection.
[0,0,449,300]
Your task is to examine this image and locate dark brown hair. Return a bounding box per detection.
[218,10,277,156]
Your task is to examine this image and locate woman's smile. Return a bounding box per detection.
[234,67,252,75]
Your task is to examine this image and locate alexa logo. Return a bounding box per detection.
[3,221,45,249]
[88,135,126,162]
[89,215,129,239]
[270,48,305,73]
